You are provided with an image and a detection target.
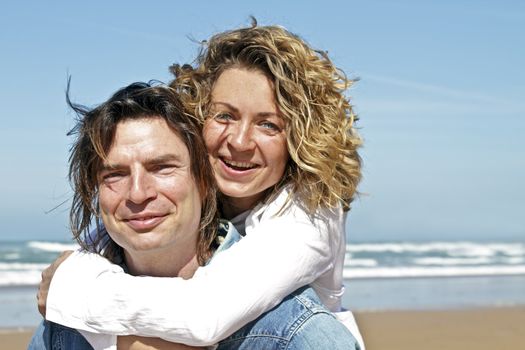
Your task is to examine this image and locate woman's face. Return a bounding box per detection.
[203,67,289,214]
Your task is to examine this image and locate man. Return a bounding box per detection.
[30,81,219,349]
[30,82,359,349]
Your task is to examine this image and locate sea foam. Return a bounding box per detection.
[343,265,525,279]
[27,241,79,252]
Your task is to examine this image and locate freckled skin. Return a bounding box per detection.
[203,68,289,217]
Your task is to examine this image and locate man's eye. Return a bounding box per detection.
[102,172,125,183]
[153,164,176,174]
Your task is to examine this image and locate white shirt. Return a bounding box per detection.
[46,187,364,349]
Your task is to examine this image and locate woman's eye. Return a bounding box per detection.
[260,121,280,131]
[213,112,233,122]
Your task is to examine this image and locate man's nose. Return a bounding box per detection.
[227,121,255,151]
[127,170,156,204]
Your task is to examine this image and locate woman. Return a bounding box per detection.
[41,22,364,349]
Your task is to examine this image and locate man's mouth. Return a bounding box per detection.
[128,216,161,221]
[124,214,168,231]
[222,158,258,171]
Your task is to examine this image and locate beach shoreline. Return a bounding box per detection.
[5,306,525,350]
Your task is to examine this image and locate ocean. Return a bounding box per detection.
[1,239,525,328]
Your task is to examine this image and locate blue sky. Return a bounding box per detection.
[0,0,523,242]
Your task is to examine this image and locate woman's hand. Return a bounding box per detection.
[37,250,73,317]
[118,336,204,350]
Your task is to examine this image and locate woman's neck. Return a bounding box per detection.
[220,194,264,219]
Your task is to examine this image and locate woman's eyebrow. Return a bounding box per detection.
[211,101,279,117]
[210,101,238,112]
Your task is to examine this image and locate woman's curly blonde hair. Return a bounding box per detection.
[170,21,362,213]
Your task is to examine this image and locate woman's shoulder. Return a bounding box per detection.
[257,186,344,224]
[242,187,345,243]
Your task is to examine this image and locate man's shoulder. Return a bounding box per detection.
[207,220,243,264]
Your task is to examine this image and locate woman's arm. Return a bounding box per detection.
[45,207,338,345]
[38,250,73,317]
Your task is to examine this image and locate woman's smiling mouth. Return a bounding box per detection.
[221,158,258,171]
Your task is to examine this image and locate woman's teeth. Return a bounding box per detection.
[223,159,257,170]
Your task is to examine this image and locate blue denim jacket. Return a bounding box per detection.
[28,222,359,349]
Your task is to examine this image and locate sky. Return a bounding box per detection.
[0,0,523,242]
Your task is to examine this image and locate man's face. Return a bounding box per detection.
[97,118,201,259]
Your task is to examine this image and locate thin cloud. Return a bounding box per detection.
[362,73,515,105]
[356,97,525,116]
[58,18,179,44]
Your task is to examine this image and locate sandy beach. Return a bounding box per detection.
[0,328,34,349]
[3,306,524,349]
[355,306,525,350]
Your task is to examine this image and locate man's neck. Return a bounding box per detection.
[123,248,200,279]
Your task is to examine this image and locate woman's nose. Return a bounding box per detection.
[227,121,255,151]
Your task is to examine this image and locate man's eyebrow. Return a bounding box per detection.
[100,154,183,172]
[145,154,184,165]
[211,101,279,118]
[100,163,123,172]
